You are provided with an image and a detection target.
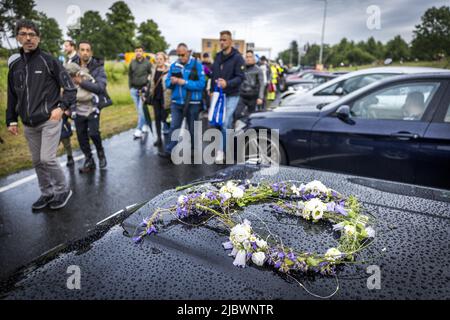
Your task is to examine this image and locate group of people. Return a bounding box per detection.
[128,30,281,163]
[6,20,109,210]
[5,19,282,210]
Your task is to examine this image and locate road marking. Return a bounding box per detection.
[0,152,94,194]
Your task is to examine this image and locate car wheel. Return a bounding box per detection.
[243,132,287,166]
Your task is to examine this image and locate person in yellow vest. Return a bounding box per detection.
[267,63,278,101]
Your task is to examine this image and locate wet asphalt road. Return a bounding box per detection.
[0,128,220,280]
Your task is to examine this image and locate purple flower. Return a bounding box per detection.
[335,204,348,216]
[278,252,285,259]
[287,252,295,260]
[272,183,280,192]
[326,202,336,212]
[146,225,157,235]
[274,261,282,269]
[252,242,258,250]
[133,236,143,244]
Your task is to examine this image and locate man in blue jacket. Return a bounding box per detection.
[210,31,245,163]
[159,43,206,159]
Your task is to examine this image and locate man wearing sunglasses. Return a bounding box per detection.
[159,43,206,159]
[6,20,77,210]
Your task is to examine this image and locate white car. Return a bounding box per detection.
[279,66,449,108]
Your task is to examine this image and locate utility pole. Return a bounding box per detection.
[319,0,328,66]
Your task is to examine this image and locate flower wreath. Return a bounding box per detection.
[133,179,376,277]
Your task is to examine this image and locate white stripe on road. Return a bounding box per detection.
[0,152,95,194]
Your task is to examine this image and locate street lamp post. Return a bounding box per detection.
[319,0,328,66]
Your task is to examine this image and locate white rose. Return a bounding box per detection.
[221,192,232,201]
[325,248,342,261]
[303,198,327,221]
[255,238,268,249]
[232,187,244,198]
[251,252,266,267]
[243,240,252,251]
[230,223,252,243]
[344,225,356,236]
[304,180,328,194]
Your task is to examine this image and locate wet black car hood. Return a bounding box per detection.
[1,165,449,300]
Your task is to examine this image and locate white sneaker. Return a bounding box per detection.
[142,125,151,133]
[133,129,143,139]
[215,150,225,164]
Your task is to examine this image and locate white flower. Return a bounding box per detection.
[229,247,238,257]
[255,238,268,249]
[230,222,252,243]
[233,250,247,268]
[221,192,232,201]
[251,252,266,266]
[365,226,376,238]
[222,241,233,250]
[243,240,252,251]
[290,185,301,196]
[232,187,244,199]
[177,195,187,204]
[304,180,329,194]
[344,225,356,236]
[325,248,342,261]
[220,181,244,199]
[303,198,327,221]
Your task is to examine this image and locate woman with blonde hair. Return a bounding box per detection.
[147,52,171,146]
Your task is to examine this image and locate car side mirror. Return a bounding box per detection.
[336,105,354,124]
[335,87,344,95]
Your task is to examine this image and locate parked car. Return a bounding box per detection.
[287,72,338,93]
[237,72,450,189]
[279,67,449,108]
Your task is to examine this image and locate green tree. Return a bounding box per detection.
[67,10,109,59]
[136,19,169,53]
[0,0,37,49]
[411,6,450,60]
[35,11,62,56]
[277,40,300,66]
[105,1,136,58]
[385,35,410,61]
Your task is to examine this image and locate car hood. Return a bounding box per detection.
[1,165,449,300]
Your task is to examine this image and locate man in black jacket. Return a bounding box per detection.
[235,50,265,120]
[210,30,245,163]
[71,41,108,173]
[6,20,76,210]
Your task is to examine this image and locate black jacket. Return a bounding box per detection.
[211,47,245,96]
[7,47,77,127]
[240,64,265,100]
[72,55,107,96]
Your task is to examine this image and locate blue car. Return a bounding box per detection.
[237,72,450,189]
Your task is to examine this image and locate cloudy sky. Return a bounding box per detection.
[34,0,449,57]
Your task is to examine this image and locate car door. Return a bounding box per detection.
[308,80,445,184]
[416,81,450,189]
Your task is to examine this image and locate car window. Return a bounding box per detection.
[350,82,441,121]
[315,81,341,95]
[342,73,393,94]
[445,102,450,123]
[315,73,394,97]
[302,73,315,80]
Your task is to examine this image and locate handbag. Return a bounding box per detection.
[145,70,165,105]
[96,90,113,110]
[208,86,226,127]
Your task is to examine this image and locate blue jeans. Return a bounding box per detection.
[221,95,240,151]
[130,88,149,131]
[165,103,200,153]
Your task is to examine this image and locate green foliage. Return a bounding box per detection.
[136,19,169,53]
[411,6,450,60]
[104,1,136,58]
[385,35,410,61]
[35,12,62,56]
[67,10,109,59]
